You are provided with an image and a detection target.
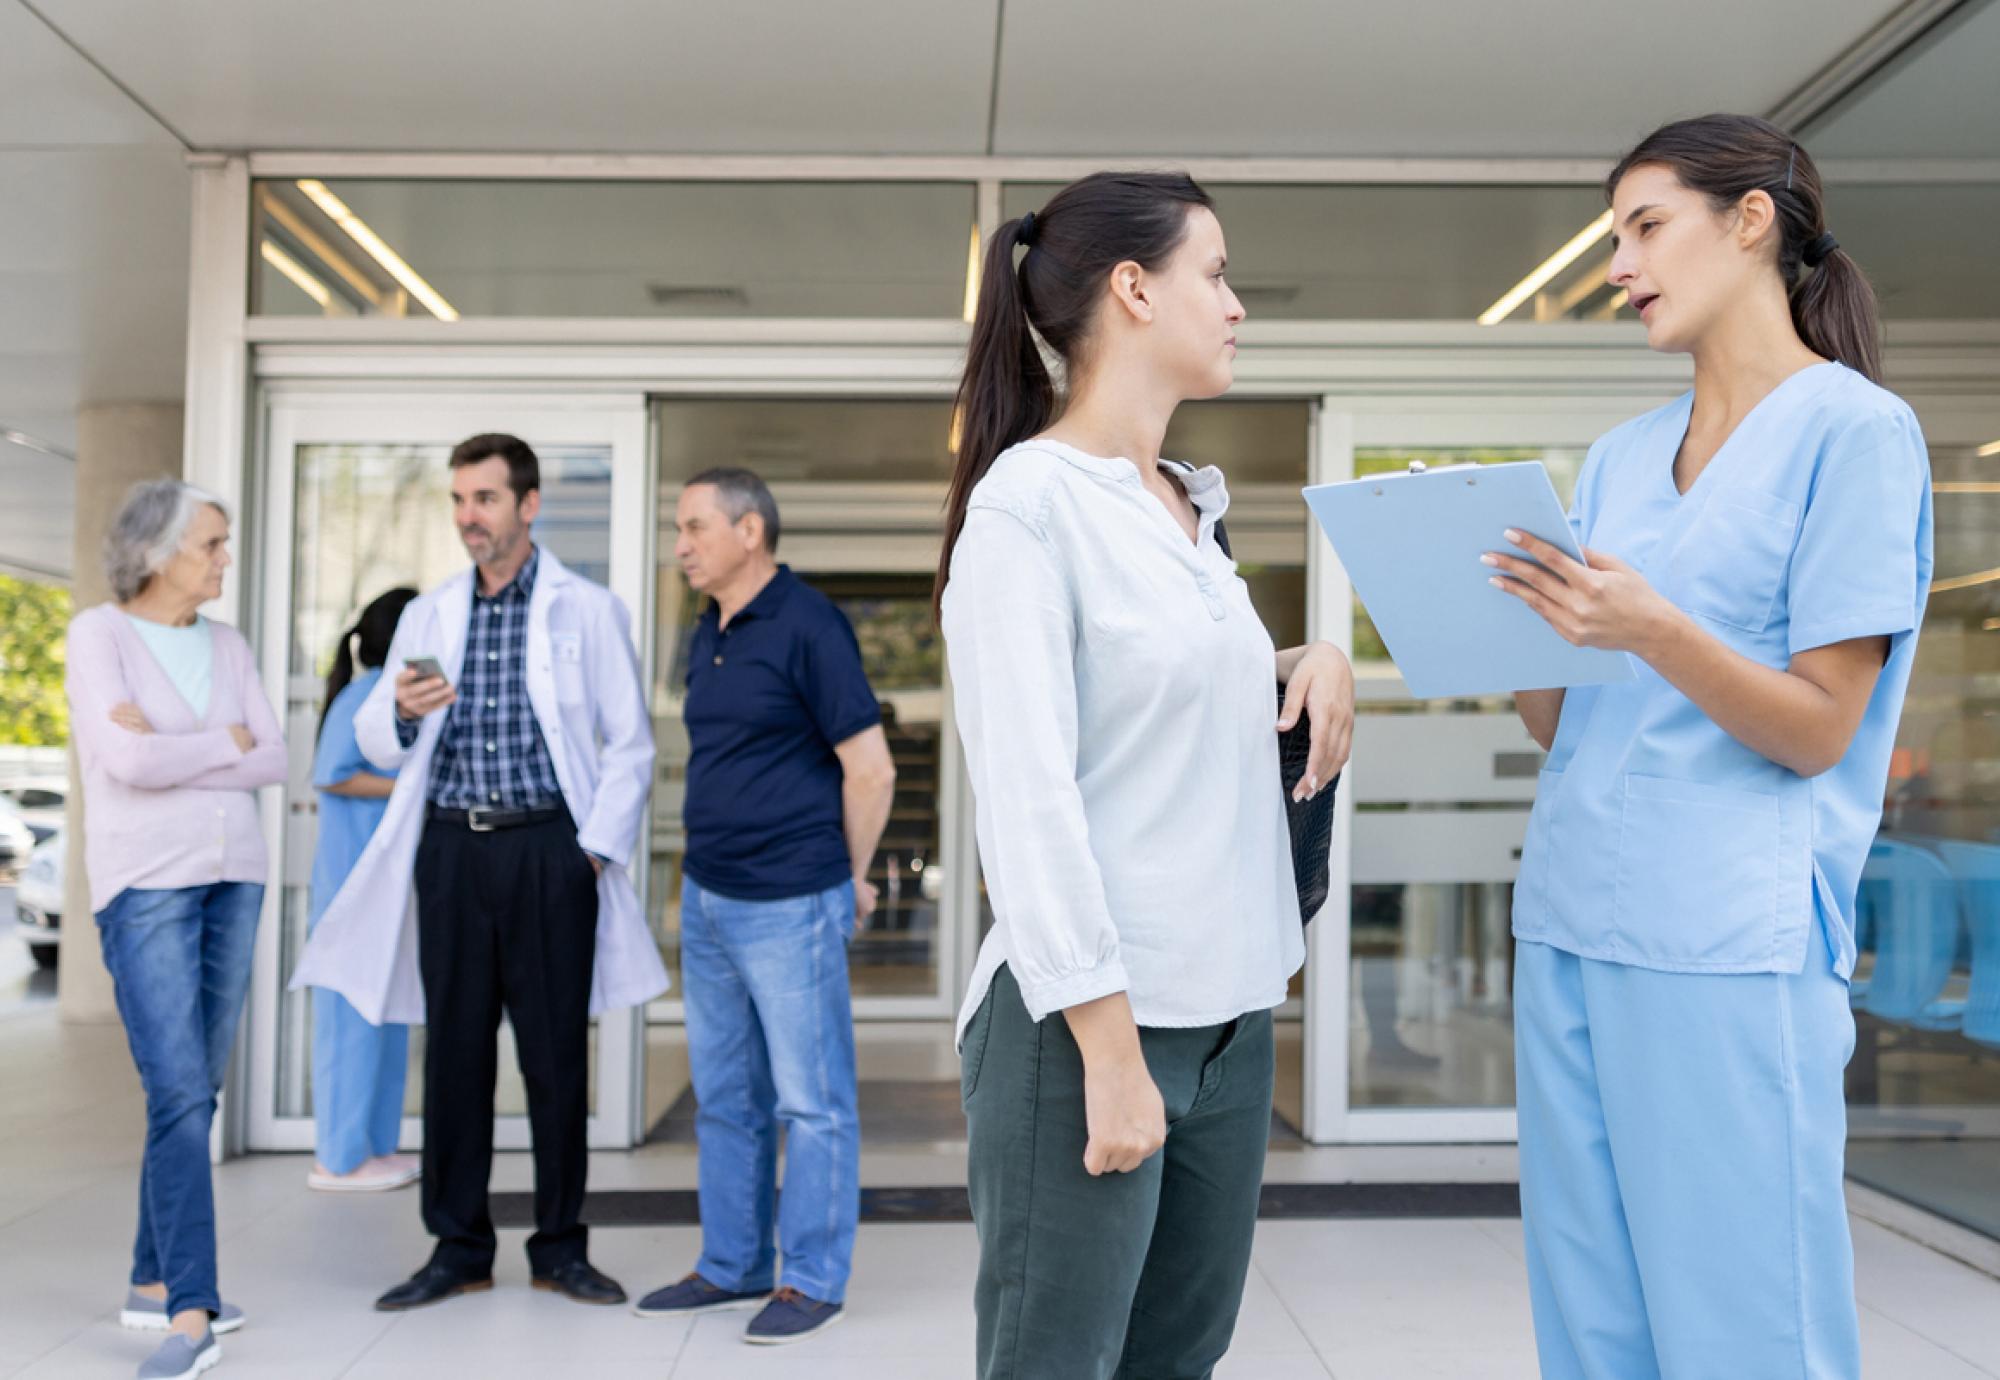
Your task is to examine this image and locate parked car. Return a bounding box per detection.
[0,780,65,843]
[14,828,62,970]
[0,798,34,883]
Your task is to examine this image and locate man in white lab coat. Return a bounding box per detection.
[292,433,666,1312]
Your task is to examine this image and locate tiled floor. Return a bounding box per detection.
[5,944,2000,1377]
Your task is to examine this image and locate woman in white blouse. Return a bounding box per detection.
[939,171,1355,1380]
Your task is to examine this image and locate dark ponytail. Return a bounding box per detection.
[1607,114,1882,382]
[318,585,418,739]
[934,171,1216,617]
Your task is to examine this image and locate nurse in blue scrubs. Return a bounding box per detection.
[306,587,421,1192]
[1489,115,1934,1379]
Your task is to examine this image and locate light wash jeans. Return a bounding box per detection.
[96,881,263,1319]
[681,875,860,1303]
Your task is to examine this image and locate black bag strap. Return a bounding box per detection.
[1213,518,1232,559]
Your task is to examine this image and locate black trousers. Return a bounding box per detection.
[413,813,598,1275]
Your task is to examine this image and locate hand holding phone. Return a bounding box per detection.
[396,655,457,721]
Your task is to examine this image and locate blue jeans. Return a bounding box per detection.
[681,876,860,1303]
[95,882,263,1319]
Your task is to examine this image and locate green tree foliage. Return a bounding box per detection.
[0,574,71,745]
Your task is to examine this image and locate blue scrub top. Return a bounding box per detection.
[310,668,397,927]
[1514,362,1934,979]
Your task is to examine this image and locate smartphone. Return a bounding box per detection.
[403,655,448,684]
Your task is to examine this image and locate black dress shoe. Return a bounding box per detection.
[531,1259,627,1306]
[375,1261,495,1311]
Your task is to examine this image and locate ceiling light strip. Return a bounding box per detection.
[962,223,982,325]
[0,428,76,462]
[295,179,460,322]
[1477,211,1615,326]
[1932,565,2000,595]
[261,188,385,307]
[260,240,336,311]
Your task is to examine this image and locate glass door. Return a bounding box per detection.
[1304,399,1668,1142]
[245,392,651,1151]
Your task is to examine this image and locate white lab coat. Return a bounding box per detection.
[290,547,669,1024]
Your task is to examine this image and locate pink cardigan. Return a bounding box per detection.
[65,604,288,913]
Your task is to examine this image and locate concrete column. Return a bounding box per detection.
[59,401,183,1023]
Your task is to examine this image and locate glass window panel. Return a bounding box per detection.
[651,400,958,1014]
[1843,438,2000,1238]
[1817,184,2000,319]
[1004,183,1625,323]
[274,440,610,1123]
[253,180,976,319]
[1802,0,2000,161]
[1344,446,1582,1110]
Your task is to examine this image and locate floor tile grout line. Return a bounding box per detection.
[1857,1301,2000,1380]
[329,1308,406,1378]
[5,1318,97,1380]
[664,1312,699,1378]
[1251,1254,1341,1379]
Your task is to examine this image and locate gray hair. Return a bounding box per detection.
[104,480,229,603]
[687,467,780,553]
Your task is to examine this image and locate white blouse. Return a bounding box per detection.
[944,439,1304,1046]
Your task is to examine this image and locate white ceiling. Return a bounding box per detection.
[3,0,1994,583]
[993,0,1901,157]
[18,0,1930,158]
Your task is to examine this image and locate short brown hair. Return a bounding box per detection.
[448,432,540,501]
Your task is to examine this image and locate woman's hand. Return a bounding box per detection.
[1484,530,1681,657]
[1081,1050,1167,1176]
[110,703,153,735]
[1063,992,1167,1176]
[1278,642,1355,801]
[228,725,255,754]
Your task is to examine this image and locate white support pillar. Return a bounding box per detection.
[1302,402,1356,1143]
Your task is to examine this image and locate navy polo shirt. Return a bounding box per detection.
[682,566,882,900]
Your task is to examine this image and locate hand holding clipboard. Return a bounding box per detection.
[1303,461,1636,700]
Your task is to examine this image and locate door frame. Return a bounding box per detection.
[245,389,651,1152]
[1303,392,1685,1144]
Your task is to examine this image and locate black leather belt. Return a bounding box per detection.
[428,802,565,833]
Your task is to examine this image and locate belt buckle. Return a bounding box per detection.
[466,806,498,833]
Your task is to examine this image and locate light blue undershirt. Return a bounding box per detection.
[124,612,214,720]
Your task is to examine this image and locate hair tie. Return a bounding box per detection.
[1015,211,1038,248]
[1803,231,1839,268]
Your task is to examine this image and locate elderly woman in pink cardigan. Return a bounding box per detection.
[65,479,286,1380]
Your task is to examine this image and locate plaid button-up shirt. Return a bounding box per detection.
[417,546,565,811]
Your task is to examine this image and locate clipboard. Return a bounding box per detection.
[1303,460,1636,699]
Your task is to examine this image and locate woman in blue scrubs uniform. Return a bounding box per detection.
[307,587,421,1192]
[1490,116,1934,1379]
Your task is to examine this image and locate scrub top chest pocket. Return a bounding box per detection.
[1665,487,1802,637]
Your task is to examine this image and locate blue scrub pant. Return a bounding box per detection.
[311,984,409,1173]
[1514,917,1860,1380]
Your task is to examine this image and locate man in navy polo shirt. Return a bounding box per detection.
[635,468,896,1346]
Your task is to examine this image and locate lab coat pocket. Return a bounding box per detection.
[1613,773,1782,969]
[550,631,586,704]
[1671,489,1800,634]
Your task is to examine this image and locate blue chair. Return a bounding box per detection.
[1855,836,1962,1030]
[1931,839,2000,1049]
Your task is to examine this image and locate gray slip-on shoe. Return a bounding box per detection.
[136,1329,219,1379]
[120,1291,244,1335]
